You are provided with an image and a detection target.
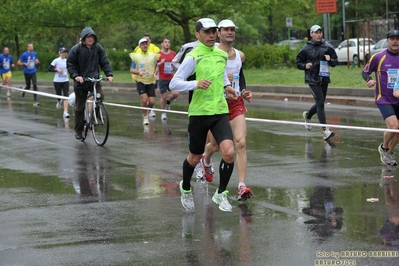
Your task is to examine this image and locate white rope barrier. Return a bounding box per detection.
[3,84,399,133]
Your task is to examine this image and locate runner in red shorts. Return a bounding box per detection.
[195,19,253,201]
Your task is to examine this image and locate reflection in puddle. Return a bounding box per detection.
[380,166,399,246]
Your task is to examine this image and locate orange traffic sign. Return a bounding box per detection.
[315,0,337,14]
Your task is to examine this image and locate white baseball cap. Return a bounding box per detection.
[195,18,218,32]
[218,19,238,29]
[138,38,148,45]
[310,25,322,33]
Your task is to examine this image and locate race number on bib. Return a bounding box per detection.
[319,61,330,77]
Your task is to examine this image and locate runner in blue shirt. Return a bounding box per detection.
[17,43,40,105]
[0,47,15,97]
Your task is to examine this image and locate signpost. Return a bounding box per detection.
[315,0,337,41]
[286,17,292,40]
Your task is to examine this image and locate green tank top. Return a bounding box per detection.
[187,42,229,116]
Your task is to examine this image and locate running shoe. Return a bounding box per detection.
[148,109,156,118]
[237,184,253,201]
[21,91,25,98]
[212,189,232,212]
[56,101,61,109]
[143,116,149,125]
[165,104,171,110]
[161,112,167,120]
[63,111,70,119]
[323,128,335,140]
[179,181,195,211]
[194,162,206,183]
[378,143,397,166]
[303,111,312,131]
[33,100,40,106]
[200,155,214,182]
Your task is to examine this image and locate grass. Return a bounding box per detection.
[10,65,367,88]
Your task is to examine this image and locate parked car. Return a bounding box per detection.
[370,39,388,56]
[277,39,304,50]
[335,38,375,64]
[325,40,341,49]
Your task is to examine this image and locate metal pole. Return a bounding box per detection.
[323,13,328,40]
[342,0,346,40]
[386,0,389,30]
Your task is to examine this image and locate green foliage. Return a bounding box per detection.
[0,0,396,71]
[241,44,298,68]
[106,50,132,71]
[17,49,132,73]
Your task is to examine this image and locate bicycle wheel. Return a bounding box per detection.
[91,101,109,146]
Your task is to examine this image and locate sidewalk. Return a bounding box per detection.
[10,81,376,108]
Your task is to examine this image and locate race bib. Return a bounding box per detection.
[231,73,240,96]
[163,62,173,74]
[27,58,35,69]
[3,60,10,69]
[387,69,399,89]
[319,61,330,77]
[139,64,150,78]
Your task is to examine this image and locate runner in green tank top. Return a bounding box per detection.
[170,18,238,212]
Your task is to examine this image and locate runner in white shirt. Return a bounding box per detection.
[48,47,70,119]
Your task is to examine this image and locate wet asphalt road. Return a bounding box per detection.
[1,90,399,266]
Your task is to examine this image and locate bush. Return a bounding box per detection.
[31,50,132,72]
[107,50,132,71]
[241,44,298,69]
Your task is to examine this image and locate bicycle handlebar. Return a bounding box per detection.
[84,77,108,82]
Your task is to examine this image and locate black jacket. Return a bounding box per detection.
[67,27,113,90]
[296,39,338,85]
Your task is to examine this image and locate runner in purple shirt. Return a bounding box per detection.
[362,29,399,166]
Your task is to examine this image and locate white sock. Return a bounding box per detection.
[238,182,245,188]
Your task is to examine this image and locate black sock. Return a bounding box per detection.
[218,159,234,193]
[381,144,389,151]
[182,159,195,191]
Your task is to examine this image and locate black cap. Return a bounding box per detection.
[58,47,67,53]
[387,29,399,38]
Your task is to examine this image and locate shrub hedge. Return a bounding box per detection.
[33,44,301,72]
[239,44,300,69]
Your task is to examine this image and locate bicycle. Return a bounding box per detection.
[82,77,110,146]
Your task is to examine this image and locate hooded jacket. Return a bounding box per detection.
[67,27,113,90]
[296,39,338,85]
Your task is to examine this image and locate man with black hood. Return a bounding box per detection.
[67,26,114,140]
[296,25,338,141]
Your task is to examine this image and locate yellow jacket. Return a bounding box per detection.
[129,50,160,83]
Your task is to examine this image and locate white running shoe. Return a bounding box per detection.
[323,127,335,140]
[194,162,206,183]
[180,181,195,211]
[161,112,167,120]
[56,101,61,109]
[303,111,312,131]
[148,109,156,118]
[212,189,232,212]
[63,111,70,119]
[143,116,149,125]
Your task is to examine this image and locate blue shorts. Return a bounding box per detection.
[377,104,399,120]
[158,80,171,94]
